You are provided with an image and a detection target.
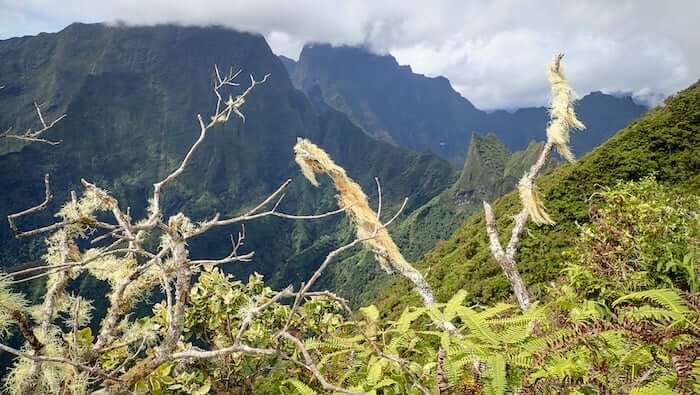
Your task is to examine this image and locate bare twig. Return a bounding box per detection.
[190,231,255,269]
[190,179,348,238]
[282,236,367,333]
[147,70,270,226]
[7,174,53,237]
[10,310,43,352]
[483,201,531,311]
[0,342,119,381]
[375,177,382,221]
[170,343,276,360]
[2,244,130,284]
[1,102,65,145]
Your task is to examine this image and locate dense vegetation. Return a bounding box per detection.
[380,79,700,312]
[0,24,649,310]
[2,167,697,394]
[1,24,698,395]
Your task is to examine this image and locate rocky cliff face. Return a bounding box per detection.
[291,44,485,163]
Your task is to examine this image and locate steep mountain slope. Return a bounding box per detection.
[291,44,647,164]
[0,23,454,292]
[393,134,545,261]
[279,54,297,77]
[379,79,700,312]
[292,44,485,163]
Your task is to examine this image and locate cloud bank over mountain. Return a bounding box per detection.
[1,0,697,109]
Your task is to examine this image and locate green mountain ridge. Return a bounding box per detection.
[392,134,546,263]
[379,79,700,312]
[1,23,674,314]
[0,23,454,295]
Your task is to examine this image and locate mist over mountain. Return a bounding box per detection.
[287,44,647,164]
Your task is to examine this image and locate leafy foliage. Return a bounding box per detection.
[0,29,698,393]
[3,176,696,394]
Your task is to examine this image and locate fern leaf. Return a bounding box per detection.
[455,306,500,344]
[395,307,426,332]
[477,303,516,320]
[445,290,468,321]
[622,306,685,323]
[284,378,318,395]
[630,373,677,395]
[487,354,507,395]
[614,289,690,316]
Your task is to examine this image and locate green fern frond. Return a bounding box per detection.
[444,290,468,321]
[454,306,500,344]
[445,353,478,388]
[523,328,579,354]
[476,303,517,320]
[622,306,685,323]
[317,349,355,370]
[386,330,414,354]
[283,378,318,395]
[371,377,398,390]
[486,354,506,395]
[619,345,654,367]
[394,307,426,332]
[492,322,531,344]
[507,352,534,368]
[613,289,691,316]
[630,373,677,395]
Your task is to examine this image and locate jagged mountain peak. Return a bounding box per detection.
[291,44,647,164]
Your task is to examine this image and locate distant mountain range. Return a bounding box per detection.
[283,44,648,164]
[0,23,655,309]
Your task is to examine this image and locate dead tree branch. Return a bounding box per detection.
[482,53,584,312]
[7,174,54,237]
[1,101,65,145]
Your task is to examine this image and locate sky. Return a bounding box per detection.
[1,0,698,110]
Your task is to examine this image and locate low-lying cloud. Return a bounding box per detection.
[1,0,698,109]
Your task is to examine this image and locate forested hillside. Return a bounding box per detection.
[380,79,700,311]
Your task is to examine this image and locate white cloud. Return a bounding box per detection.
[0,0,698,109]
